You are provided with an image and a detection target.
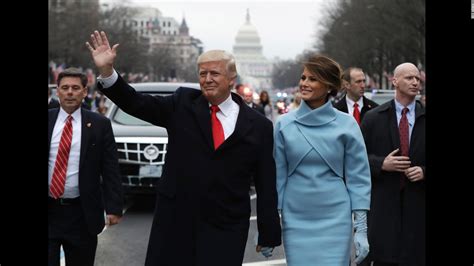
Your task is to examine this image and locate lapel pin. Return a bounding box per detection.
[87,123,92,128]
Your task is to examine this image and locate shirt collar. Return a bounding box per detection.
[211,94,234,117]
[394,99,416,115]
[346,95,363,107]
[58,107,81,123]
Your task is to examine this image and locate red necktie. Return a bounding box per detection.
[50,115,73,199]
[353,102,361,125]
[210,105,225,150]
[399,107,409,189]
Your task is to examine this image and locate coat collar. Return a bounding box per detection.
[295,100,337,126]
[191,92,254,151]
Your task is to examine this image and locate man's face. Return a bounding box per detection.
[57,77,87,113]
[198,60,235,105]
[236,85,245,97]
[243,88,253,104]
[346,69,366,101]
[393,66,421,98]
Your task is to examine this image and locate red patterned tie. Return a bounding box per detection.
[399,107,409,189]
[353,102,361,125]
[50,115,73,198]
[210,105,224,150]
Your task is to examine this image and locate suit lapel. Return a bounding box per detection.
[361,97,374,116]
[388,100,401,151]
[191,95,214,150]
[79,109,91,170]
[410,101,425,156]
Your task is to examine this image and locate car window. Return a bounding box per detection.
[113,109,151,126]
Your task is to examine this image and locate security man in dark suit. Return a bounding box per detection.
[360,63,425,266]
[333,67,378,124]
[86,30,281,266]
[243,87,265,116]
[48,67,123,266]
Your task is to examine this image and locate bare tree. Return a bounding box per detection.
[315,0,425,89]
[99,5,148,75]
[49,0,100,68]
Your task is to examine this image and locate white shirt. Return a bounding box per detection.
[98,69,240,139]
[345,95,364,116]
[210,94,240,140]
[97,69,119,88]
[48,108,82,198]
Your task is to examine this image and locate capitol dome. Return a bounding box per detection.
[232,9,272,90]
[233,9,263,55]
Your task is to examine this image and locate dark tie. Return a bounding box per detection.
[399,107,409,156]
[50,115,73,199]
[399,107,409,189]
[353,102,361,125]
[210,105,224,150]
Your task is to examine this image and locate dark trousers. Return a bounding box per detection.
[48,198,97,266]
[145,192,249,266]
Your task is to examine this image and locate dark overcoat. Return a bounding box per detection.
[361,100,425,266]
[99,75,281,266]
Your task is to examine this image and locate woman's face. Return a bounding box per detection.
[299,67,328,109]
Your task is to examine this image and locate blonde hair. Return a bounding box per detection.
[197,50,237,79]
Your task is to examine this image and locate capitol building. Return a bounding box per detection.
[233,9,273,91]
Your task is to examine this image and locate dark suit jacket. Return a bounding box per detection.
[333,95,379,122]
[360,100,425,265]
[249,102,265,116]
[99,75,281,265]
[48,98,60,109]
[48,108,123,235]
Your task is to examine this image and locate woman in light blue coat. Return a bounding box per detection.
[274,54,371,266]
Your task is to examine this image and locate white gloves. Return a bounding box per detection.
[254,232,274,258]
[260,246,274,258]
[353,210,369,264]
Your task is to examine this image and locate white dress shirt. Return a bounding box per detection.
[48,108,82,198]
[345,95,364,116]
[210,94,240,140]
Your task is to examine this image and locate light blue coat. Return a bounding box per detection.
[274,100,371,266]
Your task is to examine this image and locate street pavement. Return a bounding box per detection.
[93,190,288,266]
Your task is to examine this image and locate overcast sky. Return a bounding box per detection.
[101,0,336,60]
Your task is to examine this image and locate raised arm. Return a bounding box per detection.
[85,30,119,78]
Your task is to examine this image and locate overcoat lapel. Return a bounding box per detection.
[387,100,401,152]
[191,95,214,150]
[410,101,425,156]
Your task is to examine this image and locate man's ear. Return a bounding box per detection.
[229,78,236,90]
[82,87,88,99]
[392,78,397,88]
